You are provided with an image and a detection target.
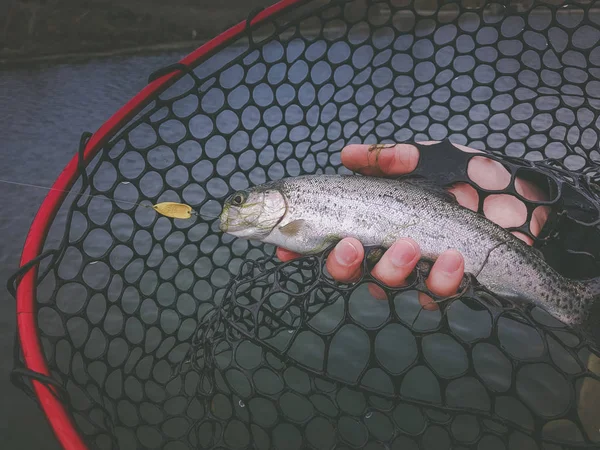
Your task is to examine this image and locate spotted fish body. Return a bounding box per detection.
[219,174,600,331]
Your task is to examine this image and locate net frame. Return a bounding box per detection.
[12,1,304,448]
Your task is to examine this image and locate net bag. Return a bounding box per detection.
[8,0,600,449]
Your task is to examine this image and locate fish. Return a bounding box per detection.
[218,174,600,335]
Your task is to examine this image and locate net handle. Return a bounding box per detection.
[13,1,304,448]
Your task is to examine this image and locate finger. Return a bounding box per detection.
[515,176,550,236]
[276,247,302,262]
[512,231,534,246]
[371,238,420,287]
[451,142,512,192]
[325,238,364,283]
[425,249,465,297]
[468,155,511,190]
[481,193,535,245]
[483,194,527,229]
[418,292,440,311]
[450,178,550,246]
[447,182,479,212]
[368,283,388,300]
[341,143,420,176]
[530,204,550,235]
[515,176,549,203]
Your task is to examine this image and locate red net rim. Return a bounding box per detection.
[15,1,303,448]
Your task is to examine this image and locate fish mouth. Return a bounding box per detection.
[218,206,229,233]
[218,204,249,235]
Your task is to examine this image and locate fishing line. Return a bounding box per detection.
[0,177,221,221]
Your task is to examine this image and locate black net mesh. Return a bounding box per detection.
[9,0,600,449]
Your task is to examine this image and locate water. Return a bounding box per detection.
[0,52,190,449]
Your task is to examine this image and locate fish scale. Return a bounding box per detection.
[220,174,600,334]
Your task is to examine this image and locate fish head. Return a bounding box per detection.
[219,187,287,239]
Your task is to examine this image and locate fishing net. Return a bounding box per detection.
[8,0,600,449]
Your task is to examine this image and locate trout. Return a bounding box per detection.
[219,174,600,333]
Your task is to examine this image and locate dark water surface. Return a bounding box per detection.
[0,52,189,449]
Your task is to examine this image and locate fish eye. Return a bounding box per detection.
[231,192,247,206]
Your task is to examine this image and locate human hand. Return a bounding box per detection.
[276,141,550,309]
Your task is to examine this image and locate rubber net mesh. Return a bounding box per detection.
[11,0,600,449]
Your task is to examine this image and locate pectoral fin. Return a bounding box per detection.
[279,219,307,237]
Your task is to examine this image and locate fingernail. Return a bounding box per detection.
[436,250,463,274]
[334,240,358,267]
[390,239,417,267]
